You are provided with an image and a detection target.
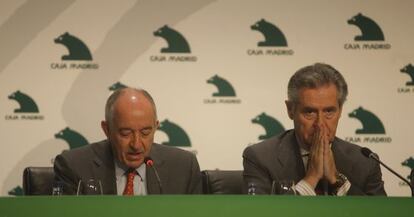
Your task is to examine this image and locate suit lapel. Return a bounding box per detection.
[146,144,166,194]
[276,131,306,183]
[91,141,117,195]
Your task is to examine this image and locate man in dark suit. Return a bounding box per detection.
[243,63,386,195]
[54,88,202,195]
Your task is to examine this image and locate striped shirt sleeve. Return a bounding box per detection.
[294,179,351,196]
[295,180,316,196]
[336,180,351,196]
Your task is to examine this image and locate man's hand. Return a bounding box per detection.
[322,122,337,184]
[304,123,338,188]
[303,125,324,188]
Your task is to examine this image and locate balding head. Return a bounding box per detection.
[105,88,157,128]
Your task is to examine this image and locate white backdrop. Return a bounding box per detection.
[0,0,413,196]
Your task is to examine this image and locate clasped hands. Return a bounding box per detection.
[303,123,338,189]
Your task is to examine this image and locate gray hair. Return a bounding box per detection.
[105,87,157,126]
[287,63,348,107]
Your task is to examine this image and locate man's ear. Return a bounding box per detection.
[285,100,294,120]
[155,120,160,129]
[101,121,110,138]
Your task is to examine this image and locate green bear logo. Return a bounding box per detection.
[207,75,236,97]
[8,185,23,196]
[109,82,128,91]
[347,13,384,41]
[402,157,414,179]
[402,157,414,169]
[251,18,287,47]
[8,90,39,113]
[400,64,414,86]
[158,119,191,147]
[348,107,385,134]
[153,25,191,53]
[252,112,285,140]
[54,32,93,61]
[55,127,89,149]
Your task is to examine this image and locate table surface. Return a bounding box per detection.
[0,195,413,217]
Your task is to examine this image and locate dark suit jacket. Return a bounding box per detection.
[54,140,202,194]
[243,130,386,195]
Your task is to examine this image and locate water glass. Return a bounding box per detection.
[272,180,296,195]
[76,179,103,195]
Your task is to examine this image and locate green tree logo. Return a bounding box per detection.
[400,64,414,86]
[158,119,191,147]
[8,90,39,113]
[251,18,287,47]
[207,75,236,97]
[349,107,385,134]
[252,112,285,140]
[154,25,191,53]
[55,127,89,149]
[347,13,384,41]
[54,32,93,60]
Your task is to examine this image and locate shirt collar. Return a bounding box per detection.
[294,131,310,156]
[114,159,146,181]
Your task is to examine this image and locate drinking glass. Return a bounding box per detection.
[272,180,296,195]
[52,181,63,196]
[76,179,103,195]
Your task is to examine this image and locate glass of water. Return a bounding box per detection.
[272,180,296,195]
[52,181,63,196]
[76,179,103,195]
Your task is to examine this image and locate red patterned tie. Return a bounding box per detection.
[123,169,136,196]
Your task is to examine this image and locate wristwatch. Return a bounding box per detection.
[330,172,348,195]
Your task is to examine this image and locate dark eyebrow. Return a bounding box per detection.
[302,107,317,112]
[324,106,337,111]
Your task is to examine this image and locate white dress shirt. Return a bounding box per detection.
[114,160,147,195]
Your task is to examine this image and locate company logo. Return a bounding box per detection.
[5,90,44,120]
[349,106,385,134]
[154,25,190,53]
[252,112,285,140]
[345,13,390,50]
[348,13,384,41]
[8,90,38,113]
[345,106,391,143]
[204,75,241,104]
[402,157,414,171]
[400,64,414,86]
[55,127,89,149]
[55,32,92,60]
[51,32,98,69]
[109,82,128,91]
[398,64,414,93]
[248,18,293,56]
[252,18,287,47]
[8,186,23,196]
[207,75,236,97]
[150,25,196,62]
[400,157,414,186]
[158,119,191,147]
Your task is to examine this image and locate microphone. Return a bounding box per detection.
[361,147,414,197]
[144,157,163,194]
